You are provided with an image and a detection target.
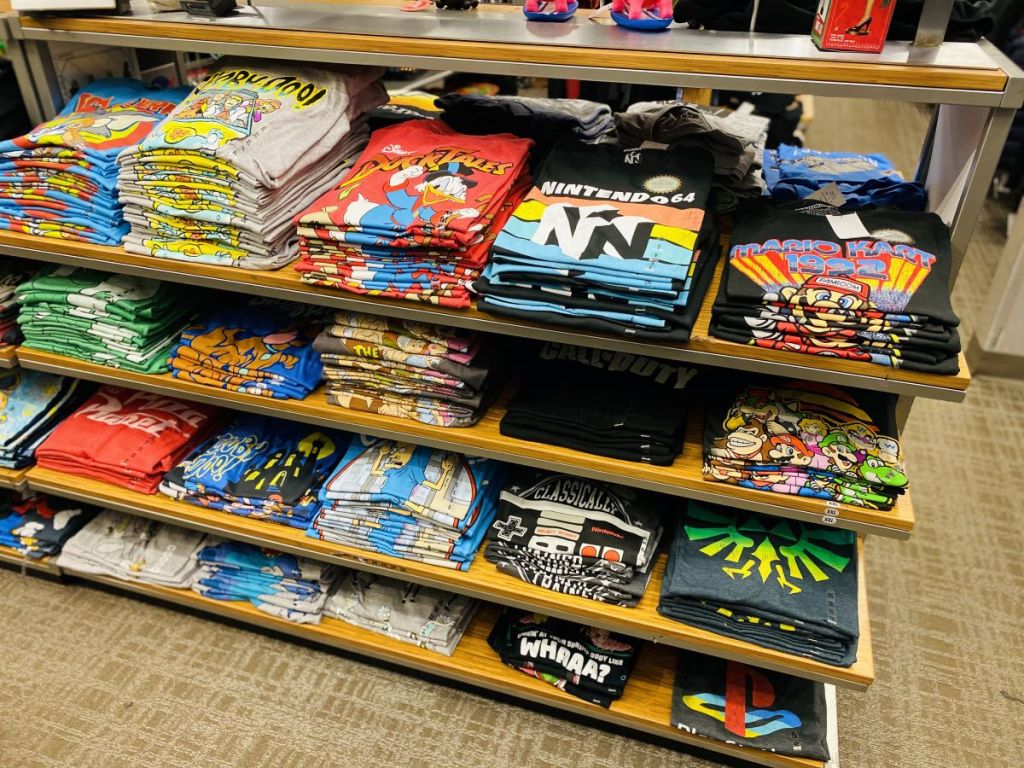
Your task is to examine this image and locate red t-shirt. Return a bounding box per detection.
[36,385,222,494]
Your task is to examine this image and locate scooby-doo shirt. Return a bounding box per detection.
[722,202,958,326]
[132,59,385,189]
[0,79,188,165]
[671,651,830,760]
[172,301,324,396]
[296,119,532,247]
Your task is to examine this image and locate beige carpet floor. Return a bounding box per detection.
[2,97,1023,768]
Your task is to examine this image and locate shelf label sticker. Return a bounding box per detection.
[826,212,871,239]
[825,500,840,510]
[822,514,838,526]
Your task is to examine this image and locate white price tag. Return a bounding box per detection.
[826,213,871,239]
[806,182,847,208]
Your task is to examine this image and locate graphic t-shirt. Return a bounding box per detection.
[35,386,221,493]
[133,59,385,189]
[0,79,188,165]
[296,118,532,247]
[487,608,639,707]
[491,138,714,278]
[0,493,97,558]
[659,502,859,666]
[671,650,831,760]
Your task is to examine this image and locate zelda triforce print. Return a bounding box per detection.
[683,504,853,595]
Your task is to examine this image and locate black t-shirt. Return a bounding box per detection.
[721,201,959,327]
[487,608,639,707]
[671,650,831,761]
[488,468,667,568]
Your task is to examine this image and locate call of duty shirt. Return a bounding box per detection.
[671,650,831,760]
[501,341,697,465]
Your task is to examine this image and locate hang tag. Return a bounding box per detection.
[806,182,847,208]
[826,212,871,239]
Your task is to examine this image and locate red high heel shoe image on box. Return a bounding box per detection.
[812,0,896,52]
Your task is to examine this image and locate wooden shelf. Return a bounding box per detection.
[0,544,61,575]
[61,567,839,768]
[17,347,914,538]
[0,345,17,369]
[24,465,874,689]
[11,1,1020,107]
[0,465,29,491]
[0,230,969,402]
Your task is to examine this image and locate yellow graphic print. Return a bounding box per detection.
[684,505,852,595]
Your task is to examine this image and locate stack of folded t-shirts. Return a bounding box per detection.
[57,509,207,587]
[117,59,386,269]
[0,369,88,469]
[614,100,768,211]
[485,469,665,607]
[294,118,533,308]
[0,79,188,245]
[765,144,926,210]
[168,298,325,399]
[160,414,348,529]
[703,377,908,510]
[309,437,504,571]
[710,201,961,374]
[35,386,221,493]
[671,651,832,761]
[0,492,97,558]
[191,540,339,624]
[501,341,696,464]
[488,609,640,707]
[324,570,478,655]
[436,94,614,159]
[16,266,202,373]
[476,138,721,342]
[659,502,859,667]
[0,258,34,346]
[314,312,502,427]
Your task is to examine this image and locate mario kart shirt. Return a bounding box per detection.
[711,201,961,374]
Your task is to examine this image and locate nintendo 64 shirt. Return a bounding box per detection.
[491,138,714,279]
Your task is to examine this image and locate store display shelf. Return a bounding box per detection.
[0,345,18,369]
[0,545,61,575]
[0,465,30,491]
[10,1,1023,107]
[25,465,873,690]
[61,570,840,768]
[0,231,970,402]
[17,347,915,538]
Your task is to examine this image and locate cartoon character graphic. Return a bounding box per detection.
[338,162,482,235]
[27,107,165,151]
[152,88,280,150]
[189,326,308,374]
